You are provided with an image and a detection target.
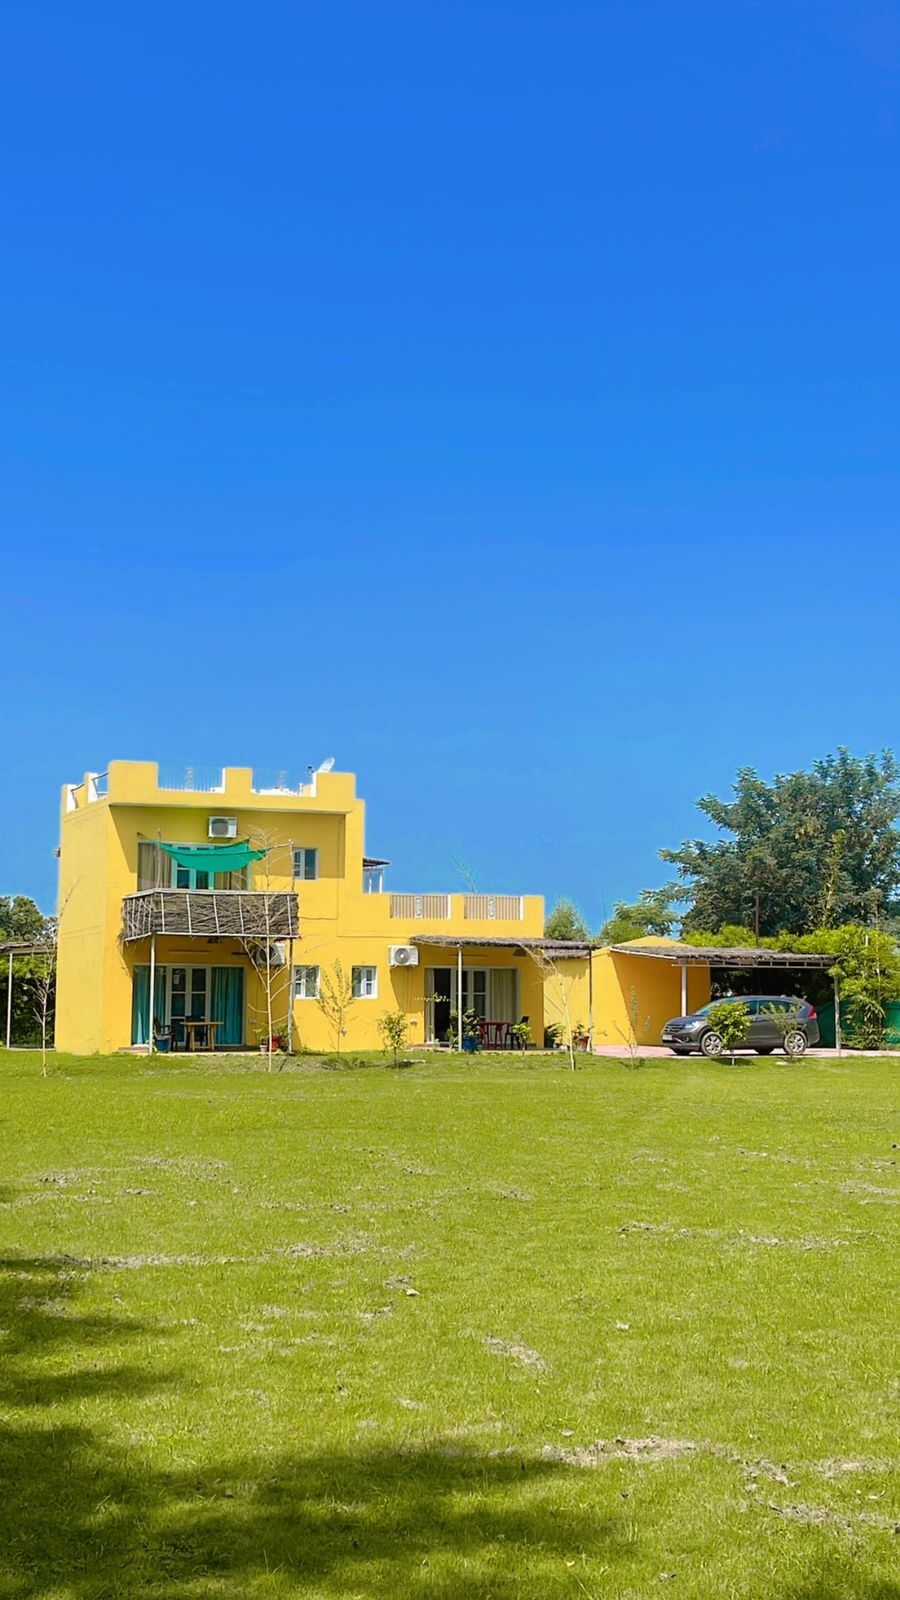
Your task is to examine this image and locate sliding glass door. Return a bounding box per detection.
[131,965,244,1047]
[424,967,520,1041]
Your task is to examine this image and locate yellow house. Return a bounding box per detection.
[542,938,711,1051]
[56,760,565,1056]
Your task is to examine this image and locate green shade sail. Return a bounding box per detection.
[159,842,266,873]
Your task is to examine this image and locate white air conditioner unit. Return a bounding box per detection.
[208,815,238,839]
[389,944,419,967]
[247,940,287,969]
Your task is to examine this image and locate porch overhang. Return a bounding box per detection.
[122,890,299,942]
[608,943,835,969]
[409,935,592,956]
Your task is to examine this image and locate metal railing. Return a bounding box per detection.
[156,766,227,793]
[66,774,108,810]
[464,894,525,921]
[251,770,309,795]
[389,893,452,920]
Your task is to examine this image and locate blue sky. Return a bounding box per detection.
[1,1,898,926]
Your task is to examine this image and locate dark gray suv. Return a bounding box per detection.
[661,995,820,1057]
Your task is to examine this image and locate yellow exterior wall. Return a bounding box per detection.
[590,937,710,1047]
[55,764,713,1057]
[56,761,547,1054]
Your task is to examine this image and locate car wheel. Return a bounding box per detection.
[700,1029,724,1057]
[783,1029,808,1057]
[756,1047,774,1055]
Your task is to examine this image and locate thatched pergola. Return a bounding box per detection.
[1,939,55,1049]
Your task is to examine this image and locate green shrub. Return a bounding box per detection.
[704,999,751,1062]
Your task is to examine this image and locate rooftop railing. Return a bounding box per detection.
[390,894,452,920]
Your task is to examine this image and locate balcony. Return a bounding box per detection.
[465,895,525,920]
[390,894,452,920]
[388,893,526,921]
[122,890,299,942]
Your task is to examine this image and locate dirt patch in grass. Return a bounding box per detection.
[543,1436,698,1466]
[484,1336,547,1372]
[839,1181,899,1202]
[736,1231,853,1250]
[764,1500,900,1534]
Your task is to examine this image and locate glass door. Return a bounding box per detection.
[426,968,452,1042]
[462,968,488,1018]
[173,865,212,889]
[168,966,209,1046]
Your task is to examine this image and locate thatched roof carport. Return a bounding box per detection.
[608,943,842,1046]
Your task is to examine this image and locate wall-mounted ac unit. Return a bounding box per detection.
[247,940,287,969]
[389,945,419,967]
[208,816,238,839]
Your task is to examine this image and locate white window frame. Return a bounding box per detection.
[293,847,318,881]
[352,965,378,999]
[293,965,320,999]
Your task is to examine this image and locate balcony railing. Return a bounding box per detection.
[122,889,299,942]
[390,894,451,920]
[464,894,525,920]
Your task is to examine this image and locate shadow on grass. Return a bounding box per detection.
[782,1570,900,1600]
[0,1253,622,1598]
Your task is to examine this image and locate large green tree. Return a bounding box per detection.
[0,896,50,943]
[596,887,678,945]
[662,750,900,936]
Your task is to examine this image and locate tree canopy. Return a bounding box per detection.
[0,895,51,944]
[661,750,900,937]
[543,898,590,942]
[596,887,678,946]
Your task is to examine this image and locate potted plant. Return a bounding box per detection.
[448,1010,482,1052]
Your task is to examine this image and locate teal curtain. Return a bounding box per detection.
[159,842,265,874]
[131,966,170,1044]
[132,967,150,1045]
[211,967,244,1047]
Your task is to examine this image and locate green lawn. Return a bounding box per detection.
[0,1049,897,1600]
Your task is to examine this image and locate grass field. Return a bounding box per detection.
[0,1048,897,1599]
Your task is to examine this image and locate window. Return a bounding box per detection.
[352,965,378,999]
[293,848,318,881]
[293,966,320,999]
[137,841,161,890]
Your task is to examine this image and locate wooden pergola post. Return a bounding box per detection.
[457,943,463,1053]
[5,949,12,1049]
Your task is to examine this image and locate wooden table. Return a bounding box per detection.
[180,1019,222,1052]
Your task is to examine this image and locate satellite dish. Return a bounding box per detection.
[317,756,335,773]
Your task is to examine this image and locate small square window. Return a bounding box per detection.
[351,965,378,999]
[293,965,320,999]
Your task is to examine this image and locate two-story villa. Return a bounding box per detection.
[55,760,582,1055]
